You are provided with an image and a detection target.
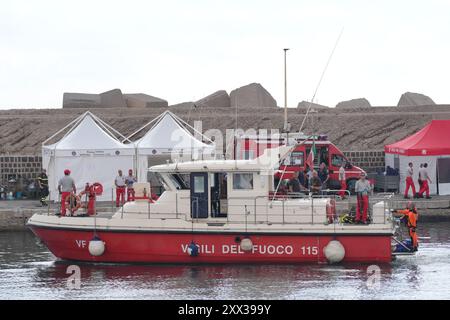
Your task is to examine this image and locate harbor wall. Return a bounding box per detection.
[343,150,385,173]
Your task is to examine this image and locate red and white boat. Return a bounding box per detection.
[28,146,404,264]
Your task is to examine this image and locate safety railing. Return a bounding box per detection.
[38,189,395,230]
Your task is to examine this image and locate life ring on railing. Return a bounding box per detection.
[326,199,336,223]
[91,182,103,195]
[65,193,81,215]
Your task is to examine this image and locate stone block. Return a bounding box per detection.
[196,90,230,108]
[100,89,127,108]
[397,92,435,107]
[336,98,371,109]
[230,83,277,109]
[124,93,168,108]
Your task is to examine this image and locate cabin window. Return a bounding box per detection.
[169,174,190,190]
[233,173,254,190]
[193,176,205,193]
[331,154,344,167]
[290,151,304,166]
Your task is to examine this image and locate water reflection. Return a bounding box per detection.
[1,223,450,299]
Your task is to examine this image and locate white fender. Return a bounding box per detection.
[323,240,345,263]
[88,239,105,256]
[240,238,253,252]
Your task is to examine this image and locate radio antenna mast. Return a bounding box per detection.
[299,27,344,133]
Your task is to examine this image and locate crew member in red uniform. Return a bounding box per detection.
[404,162,416,199]
[355,172,371,224]
[417,163,432,199]
[115,169,126,207]
[58,169,76,216]
[395,202,419,251]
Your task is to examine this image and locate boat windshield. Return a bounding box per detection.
[168,174,190,190]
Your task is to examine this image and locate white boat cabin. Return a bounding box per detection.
[114,146,389,226]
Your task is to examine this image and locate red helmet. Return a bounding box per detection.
[64,169,71,175]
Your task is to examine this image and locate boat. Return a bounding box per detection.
[28,145,409,264]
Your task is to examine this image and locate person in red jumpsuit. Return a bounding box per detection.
[115,169,126,207]
[404,162,416,199]
[58,169,76,216]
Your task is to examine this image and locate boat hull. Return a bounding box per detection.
[29,225,393,264]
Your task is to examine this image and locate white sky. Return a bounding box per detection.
[1,0,450,109]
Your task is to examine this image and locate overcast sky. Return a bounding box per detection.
[1,0,450,109]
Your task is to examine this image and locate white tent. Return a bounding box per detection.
[42,112,135,201]
[128,110,216,182]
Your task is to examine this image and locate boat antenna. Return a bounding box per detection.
[299,27,344,133]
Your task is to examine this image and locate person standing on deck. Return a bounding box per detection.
[404,162,417,199]
[115,169,126,207]
[125,169,137,202]
[58,169,76,216]
[355,172,371,224]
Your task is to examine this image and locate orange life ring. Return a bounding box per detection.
[65,193,81,214]
[92,182,103,195]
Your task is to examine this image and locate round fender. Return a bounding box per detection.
[323,240,345,263]
[187,242,199,257]
[88,237,105,256]
[240,238,253,252]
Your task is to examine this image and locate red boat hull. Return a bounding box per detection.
[29,226,393,264]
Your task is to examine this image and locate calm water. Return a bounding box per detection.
[0,223,450,300]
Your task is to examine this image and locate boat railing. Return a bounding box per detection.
[39,190,395,228]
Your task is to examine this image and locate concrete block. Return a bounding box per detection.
[196,90,230,108]
[124,93,168,108]
[230,83,277,109]
[63,92,101,108]
[336,98,371,109]
[100,89,127,108]
[397,92,435,107]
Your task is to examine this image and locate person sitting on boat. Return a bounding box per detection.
[355,172,371,224]
[125,169,137,202]
[115,169,126,207]
[394,202,419,251]
[318,162,329,192]
[288,171,306,195]
[58,169,76,216]
[309,170,322,195]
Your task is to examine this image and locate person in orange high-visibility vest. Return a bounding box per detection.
[395,202,419,251]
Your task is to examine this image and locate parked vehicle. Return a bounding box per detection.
[234,133,366,192]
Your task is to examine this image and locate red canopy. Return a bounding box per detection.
[385,120,450,156]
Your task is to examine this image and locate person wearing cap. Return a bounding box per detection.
[355,172,371,224]
[125,169,137,202]
[58,169,76,216]
[115,169,126,207]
